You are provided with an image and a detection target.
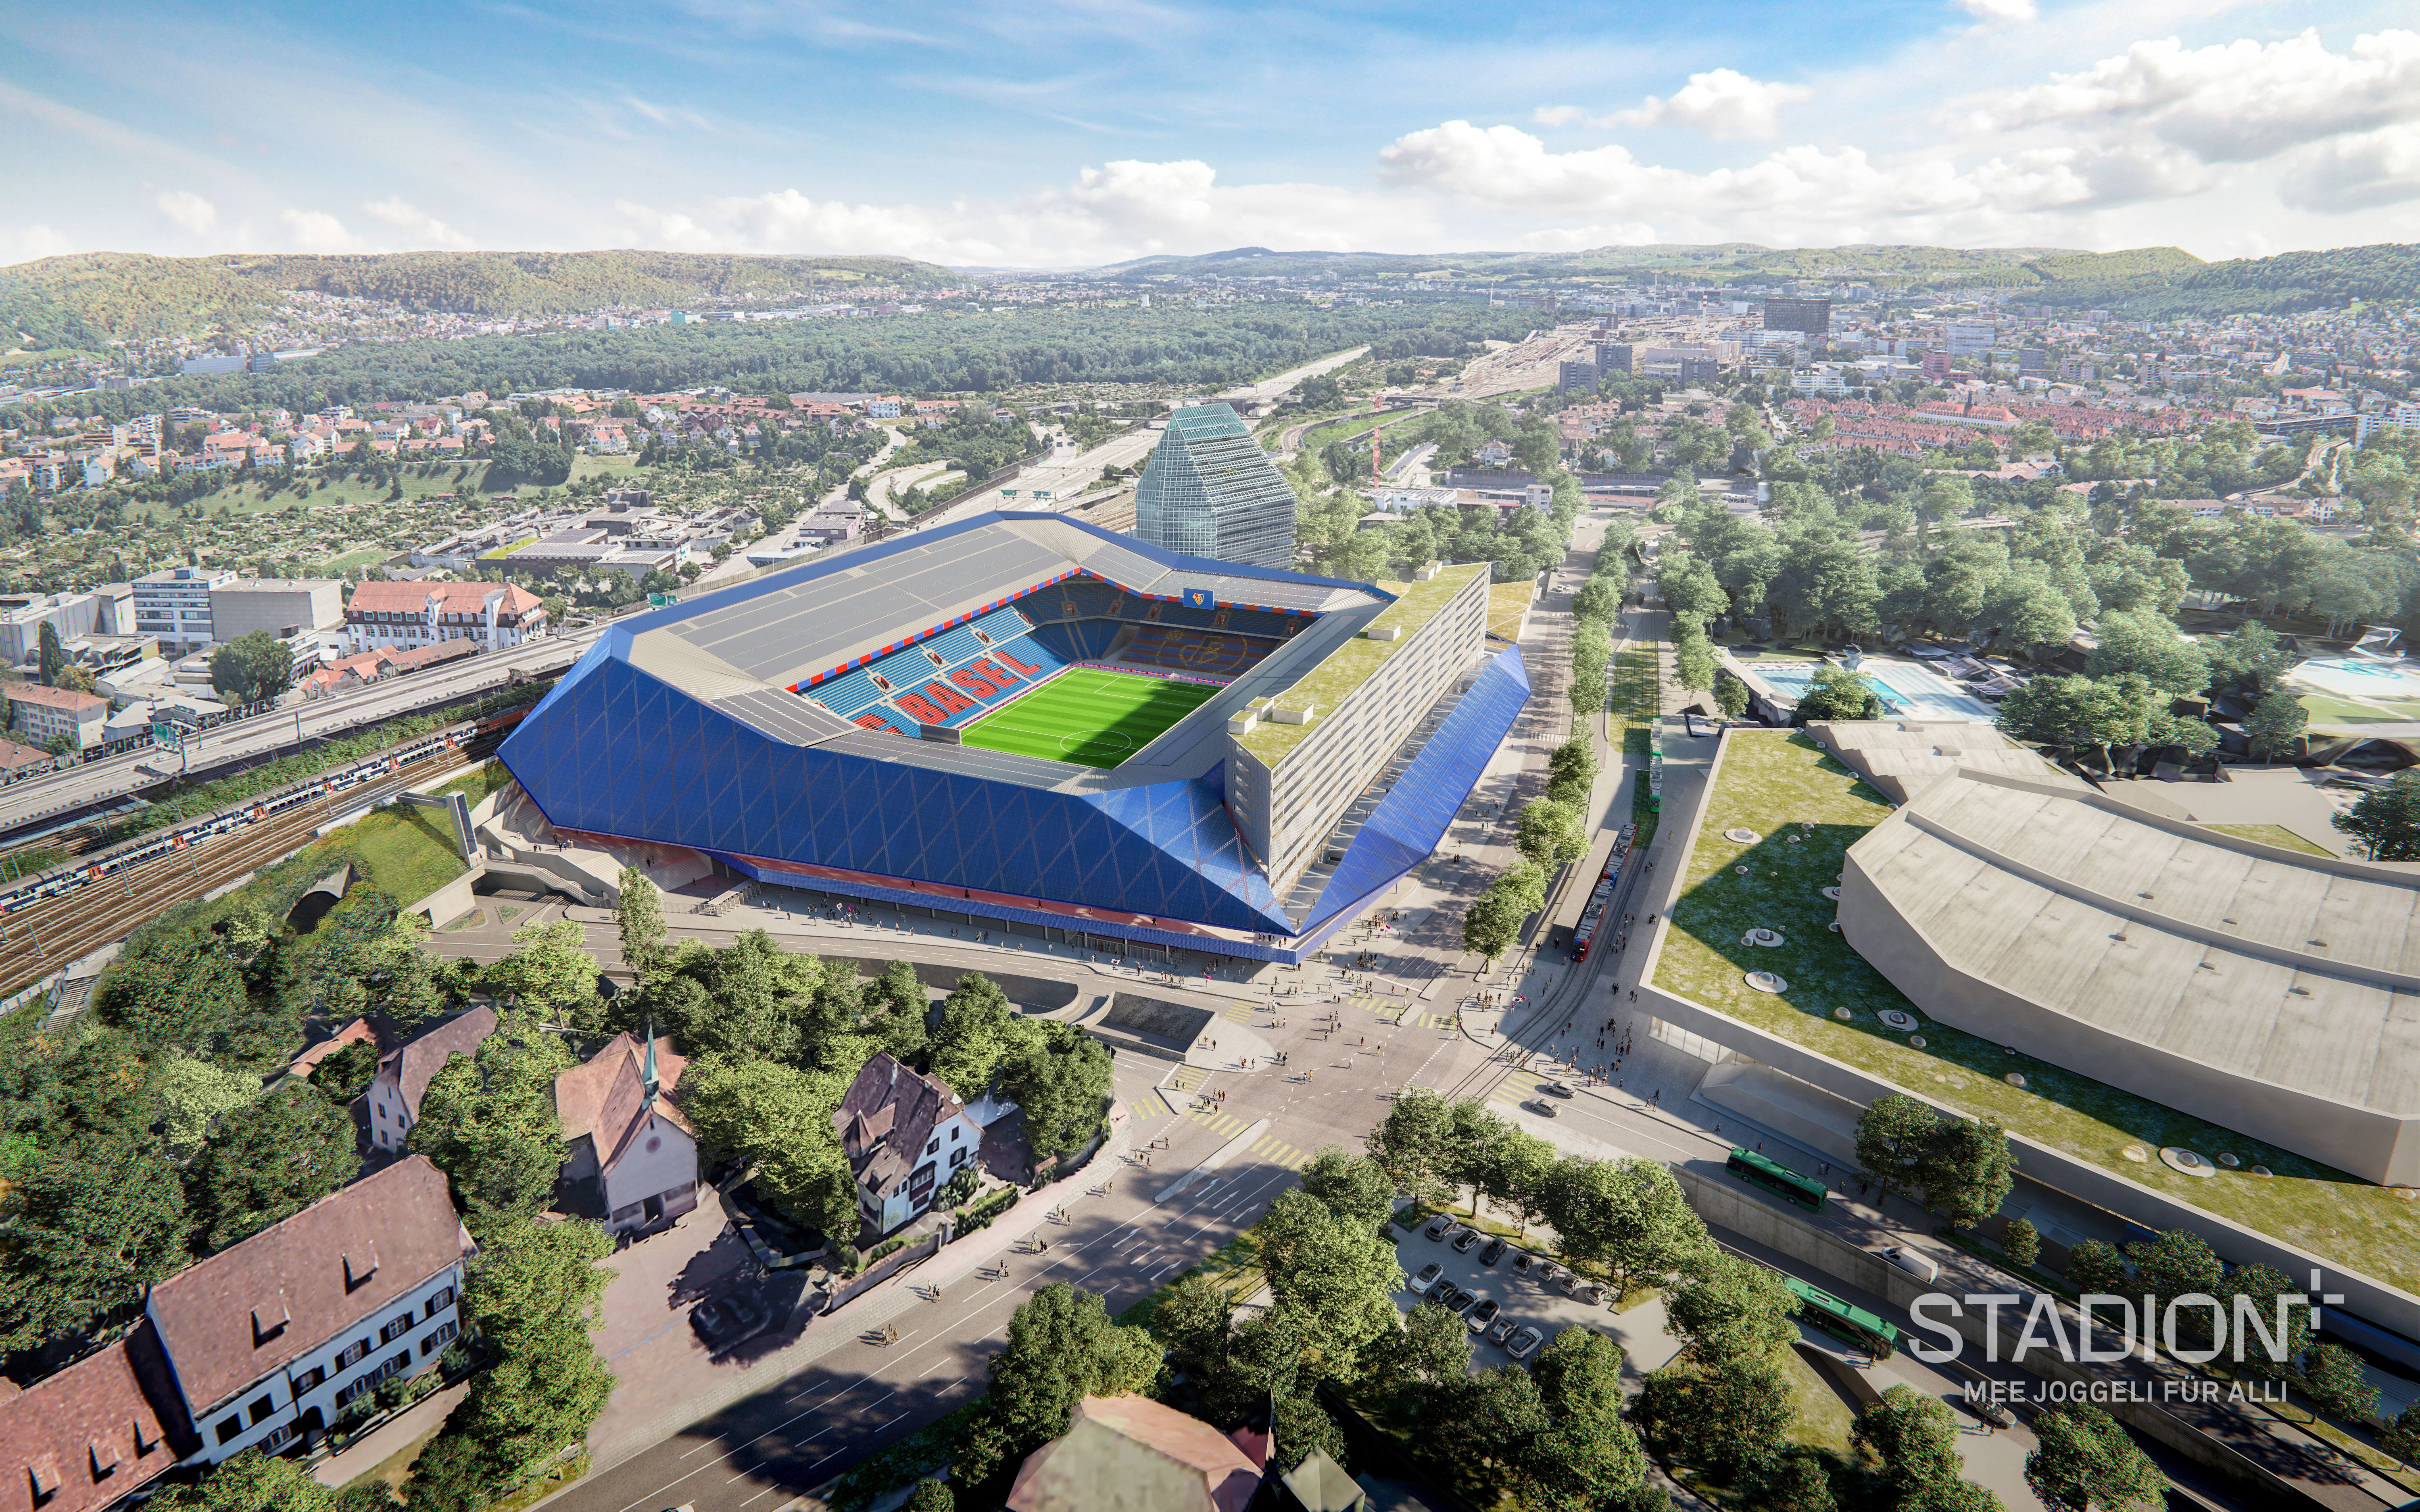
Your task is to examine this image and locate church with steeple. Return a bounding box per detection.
[554,1028,700,1239]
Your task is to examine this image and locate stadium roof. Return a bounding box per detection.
[1848,768,2420,1177]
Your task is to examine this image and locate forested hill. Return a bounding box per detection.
[1099,240,2420,317]
[0,249,958,346]
[26,300,1532,421]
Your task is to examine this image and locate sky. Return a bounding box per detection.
[3,0,2418,270]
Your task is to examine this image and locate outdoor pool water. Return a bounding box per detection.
[1749,660,1996,721]
[2294,656,2420,701]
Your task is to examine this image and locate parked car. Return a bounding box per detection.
[1533,1261,1562,1287]
[1468,1297,1502,1333]
[690,1290,765,1349]
[1426,1270,1457,1299]
[1512,1252,1535,1275]
[1525,1099,1559,1118]
[1445,1288,1480,1319]
[1573,1281,1607,1306]
[1544,1081,1575,1098]
[1412,1262,1444,1292]
[1424,1215,1452,1241]
[1505,1325,1545,1362]
[1878,1245,1940,1285]
[1489,1314,1519,1344]
[1478,1237,1506,1267]
[1959,1392,2013,1429]
[1452,1228,1483,1254]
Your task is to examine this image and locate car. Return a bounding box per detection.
[1452,1228,1483,1254]
[1512,1252,1534,1275]
[1478,1237,1506,1267]
[1544,1081,1575,1098]
[1489,1314,1518,1344]
[1573,1281,1607,1306]
[1412,1262,1444,1292]
[1504,1325,1545,1362]
[1533,1261,1562,1287]
[1445,1288,1480,1319]
[1525,1099,1560,1118]
[1959,1393,2013,1429]
[1423,1215,1452,1241]
[1425,1271,1457,1299]
[1878,1245,1941,1285]
[1468,1297,1502,1333]
[689,1290,766,1349]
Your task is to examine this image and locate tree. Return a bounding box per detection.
[905,1481,954,1512]
[2086,609,2209,695]
[152,1450,387,1510]
[1794,665,1882,723]
[410,1219,615,1504]
[1855,1093,1937,1207]
[2380,1401,2420,1468]
[2025,1403,2168,1512]
[1425,1366,1551,1485]
[1715,673,1750,719]
[1364,1087,1458,1209]
[2002,1218,2041,1270]
[1664,1248,1801,1358]
[2304,1342,2382,1422]
[1853,1385,1962,1500]
[1254,1187,1404,1380]
[615,867,669,985]
[1749,1455,1838,1512]
[1001,1021,1112,1160]
[0,1133,192,1351]
[1271,1389,1347,1474]
[1917,1116,2016,1229]
[2206,621,2291,698]
[1635,1352,1791,1480]
[1544,1156,1707,1295]
[928,972,1040,1100]
[408,1028,574,1240]
[158,1053,264,1160]
[1674,635,1718,698]
[2244,687,2308,761]
[676,1055,856,1237]
[1371,1300,1473,1394]
[2221,1262,2311,1381]
[2123,1229,2221,1317]
[1532,1324,1628,1425]
[492,918,599,1022]
[1515,798,1586,869]
[1299,1147,1398,1231]
[1482,1129,1558,1239]
[1463,863,1545,969]
[956,1284,1159,1483]
[188,1082,362,1249]
[310,1038,381,1102]
[2334,771,2420,860]
[2066,1239,2130,1328]
[1154,1273,1235,1387]
[38,621,64,687]
[209,631,298,705]
[1900,1483,2007,1512]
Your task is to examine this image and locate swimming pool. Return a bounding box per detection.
[2294,656,2420,701]
[1746,660,1996,721]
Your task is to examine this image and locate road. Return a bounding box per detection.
[1218,345,1370,404]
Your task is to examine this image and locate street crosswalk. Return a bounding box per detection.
[1168,1064,1212,1093]
[1220,1003,1257,1024]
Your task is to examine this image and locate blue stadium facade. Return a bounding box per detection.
[498,512,1526,962]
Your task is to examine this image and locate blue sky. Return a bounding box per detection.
[4,0,2417,267]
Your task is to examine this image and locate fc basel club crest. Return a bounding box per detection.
[1183,588,1214,610]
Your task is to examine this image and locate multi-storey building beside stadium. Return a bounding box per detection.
[497,512,1525,962]
[1133,404,1298,571]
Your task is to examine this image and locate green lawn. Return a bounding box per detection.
[2297,692,2420,726]
[2199,822,2334,856]
[1653,729,2420,1295]
[960,669,1217,768]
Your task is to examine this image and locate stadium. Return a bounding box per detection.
[497,512,1528,961]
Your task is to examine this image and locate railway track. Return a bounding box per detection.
[0,747,475,1004]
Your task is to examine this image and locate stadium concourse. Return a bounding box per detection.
[498,512,1529,962]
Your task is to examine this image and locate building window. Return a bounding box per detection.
[426,1286,456,1316]
[380,1313,413,1344]
[248,1395,275,1425]
[216,1416,243,1445]
[421,1321,458,1356]
[337,1339,369,1368]
[925,1138,939,1154]
[292,1366,325,1395]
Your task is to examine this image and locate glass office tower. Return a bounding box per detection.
[1133,403,1298,570]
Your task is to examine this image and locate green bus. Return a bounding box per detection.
[1783,1275,1900,1359]
[1726,1147,1827,1212]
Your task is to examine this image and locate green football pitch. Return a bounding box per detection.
[960,669,1221,768]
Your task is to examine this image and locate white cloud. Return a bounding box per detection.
[623,158,1430,267]
[2281,121,2420,212]
[361,195,473,248]
[280,208,353,252]
[1376,120,2092,244]
[1961,30,2420,165]
[0,225,75,266]
[1956,0,2038,24]
[1609,69,1814,141]
[153,189,217,236]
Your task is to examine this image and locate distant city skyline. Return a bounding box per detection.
[3,1,2416,269]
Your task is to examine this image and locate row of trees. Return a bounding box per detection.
[1460,735,1595,966]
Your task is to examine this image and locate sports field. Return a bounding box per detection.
[960,669,1220,768]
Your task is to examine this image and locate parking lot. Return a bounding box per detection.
[1392,1217,1687,1381]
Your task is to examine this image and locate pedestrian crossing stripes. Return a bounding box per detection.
[1130,1098,1165,1124]
[1488,1079,1533,1112]
[1182,1106,1253,1138]
[1220,1003,1257,1023]
[1248,1132,1312,1170]
[1167,1064,1212,1093]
